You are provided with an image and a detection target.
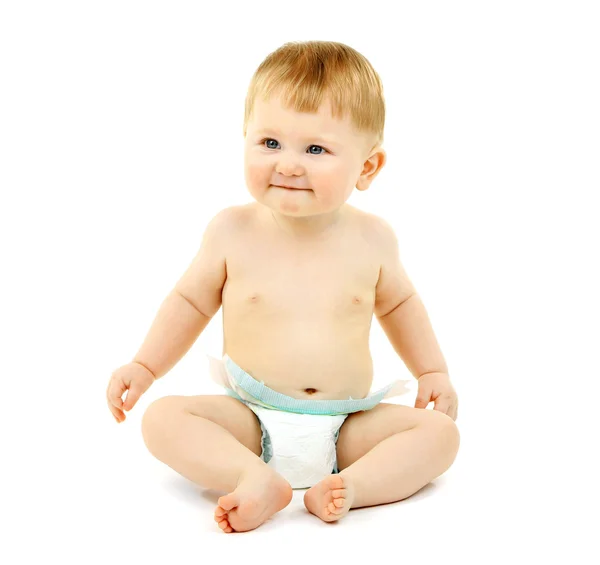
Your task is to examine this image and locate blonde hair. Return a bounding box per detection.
[243,40,385,150]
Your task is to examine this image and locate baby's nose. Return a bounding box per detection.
[276,153,304,176]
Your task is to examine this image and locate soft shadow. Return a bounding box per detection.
[162,474,441,512]
[198,488,227,505]
[396,480,439,505]
[162,475,225,506]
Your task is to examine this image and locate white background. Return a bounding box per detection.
[1,1,598,562]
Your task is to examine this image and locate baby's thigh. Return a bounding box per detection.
[336,403,455,471]
[144,394,262,456]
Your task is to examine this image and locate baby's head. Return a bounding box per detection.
[243,41,387,218]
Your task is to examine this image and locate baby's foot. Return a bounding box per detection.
[214,466,293,533]
[303,474,355,522]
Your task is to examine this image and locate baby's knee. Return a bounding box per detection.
[141,395,184,453]
[426,410,460,457]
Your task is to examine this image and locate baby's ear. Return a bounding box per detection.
[356,148,386,191]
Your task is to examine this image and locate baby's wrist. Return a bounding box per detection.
[133,360,157,380]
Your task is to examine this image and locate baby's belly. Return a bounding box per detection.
[223,319,374,400]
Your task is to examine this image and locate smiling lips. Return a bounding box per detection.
[273,184,310,190]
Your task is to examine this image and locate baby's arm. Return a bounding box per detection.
[131,208,232,380]
[373,217,448,379]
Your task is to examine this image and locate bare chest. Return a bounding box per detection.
[223,231,380,318]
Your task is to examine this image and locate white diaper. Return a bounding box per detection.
[244,403,348,489]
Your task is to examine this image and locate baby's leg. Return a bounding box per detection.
[304,404,459,522]
[142,395,292,533]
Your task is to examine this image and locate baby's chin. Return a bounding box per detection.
[258,190,317,216]
[253,188,344,219]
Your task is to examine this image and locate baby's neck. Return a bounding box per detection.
[268,206,347,240]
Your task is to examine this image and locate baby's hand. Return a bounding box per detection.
[414,372,458,421]
[106,362,155,423]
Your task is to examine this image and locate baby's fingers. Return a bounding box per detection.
[123,382,144,412]
[414,388,432,409]
[108,400,125,423]
[107,377,127,421]
[107,377,126,407]
[433,395,454,418]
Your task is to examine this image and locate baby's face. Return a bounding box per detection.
[244,94,374,217]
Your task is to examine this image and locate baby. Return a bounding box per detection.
[106,40,460,533]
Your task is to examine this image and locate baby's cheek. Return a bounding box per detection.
[319,172,346,203]
[245,163,268,189]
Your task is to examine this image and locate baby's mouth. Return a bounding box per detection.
[272,185,310,190]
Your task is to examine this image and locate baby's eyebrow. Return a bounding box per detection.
[256,128,340,146]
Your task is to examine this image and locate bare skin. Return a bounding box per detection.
[213,464,292,533]
[222,202,390,400]
[140,202,459,533]
[141,394,293,533]
[304,403,460,523]
[303,474,354,522]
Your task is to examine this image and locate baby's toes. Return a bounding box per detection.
[214,506,234,533]
[332,488,346,499]
[328,501,346,514]
[218,518,233,533]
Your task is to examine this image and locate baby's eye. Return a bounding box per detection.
[308,145,326,155]
[264,138,280,150]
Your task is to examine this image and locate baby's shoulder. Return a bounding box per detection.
[201,204,265,258]
[346,206,398,249]
[205,204,256,235]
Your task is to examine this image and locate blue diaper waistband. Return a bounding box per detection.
[221,355,404,416]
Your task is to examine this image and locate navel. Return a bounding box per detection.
[304,388,318,395]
